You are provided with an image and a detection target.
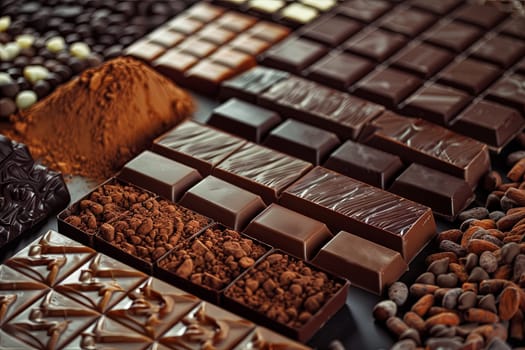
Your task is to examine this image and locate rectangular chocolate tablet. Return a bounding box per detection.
[213,142,312,204]
[279,166,436,262]
[259,75,384,140]
[389,163,475,221]
[244,204,333,260]
[324,140,404,189]
[220,66,290,102]
[362,111,491,189]
[180,176,266,231]
[118,150,202,202]
[311,231,408,295]
[235,327,313,350]
[152,120,247,175]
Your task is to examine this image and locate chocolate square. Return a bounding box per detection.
[260,37,327,74]
[391,43,453,78]
[437,58,500,95]
[306,52,374,89]
[486,74,525,114]
[379,7,436,37]
[300,14,361,46]
[337,0,391,22]
[452,3,507,29]
[343,28,407,62]
[470,35,525,68]
[423,20,482,53]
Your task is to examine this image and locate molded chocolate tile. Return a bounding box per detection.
[437,58,500,95]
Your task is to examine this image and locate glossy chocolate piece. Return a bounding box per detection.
[152,120,247,175]
[216,11,257,32]
[234,327,313,349]
[186,2,226,22]
[7,230,95,286]
[167,15,205,35]
[437,58,500,95]
[260,37,327,74]
[208,98,282,142]
[517,59,525,75]
[124,40,166,62]
[391,43,453,79]
[223,251,349,342]
[55,253,147,312]
[160,302,255,350]
[311,231,408,294]
[259,75,384,140]
[452,3,507,29]
[280,166,436,261]
[63,316,153,350]
[107,277,200,339]
[228,34,271,55]
[451,100,525,148]
[153,50,198,84]
[0,265,48,326]
[306,52,374,89]
[213,142,312,204]
[470,35,525,68]
[220,66,290,103]
[196,24,236,45]
[324,140,403,189]
[208,47,257,72]
[119,150,202,202]
[337,0,391,22]
[401,84,471,125]
[354,68,423,109]
[409,0,462,14]
[184,59,236,95]
[147,27,185,48]
[178,38,218,58]
[423,20,482,53]
[390,163,474,220]
[363,111,490,188]
[378,7,435,37]
[486,74,525,114]
[180,176,266,230]
[300,14,361,47]
[4,290,99,350]
[344,28,407,62]
[279,3,320,26]
[501,17,525,40]
[244,204,332,260]
[264,119,340,165]
[246,21,290,43]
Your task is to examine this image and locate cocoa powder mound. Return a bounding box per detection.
[8,56,194,180]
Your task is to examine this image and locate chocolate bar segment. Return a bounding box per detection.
[152,120,247,175]
[300,14,362,47]
[337,0,391,22]
[423,20,482,53]
[260,37,328,74]
[486,74,525,114]
[452,3,507,29]
[378,7,436,37]
[391,43,453,79]
[324,140,404,189]
[220,66,290,102]
[244,204,332,260]
[470,35,525,68]
[343,28,407,62]
[235,327,313,349]
[180,176,266,231]
[280,166,436,261]
[311,231,407,295]
[364,111,490,188]
[436,58,501,95]
[390,163,474,221]
[119,151,202,202]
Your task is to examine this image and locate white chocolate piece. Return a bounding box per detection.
[0,72,13,85]
[46,36,66,53]
[300,0,336,11]
[23,65,50,84]
[15,90,38,110]
[250,0,285,13]
[281,3,318,23]
[1,42,20,61]
[16,34,35,48]
[0,16,11,32]
[70,42,91,59]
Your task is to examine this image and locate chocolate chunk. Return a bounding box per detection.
[337,0,391,22]
[260,37,327,74]
[228,34,271,55]
[343,28,407,62]
[264,119,340,165]
[486,74,525,114]
[312,231,408,294]
[300,14,361,47]
[236,327,312,349]
[153,49,198,84]
[118,150,202,202]
[246,21,290,43]
[391,43,453,79]
[401,84,471,125]
[184,59,235,95]
[324,140,404,189]
[196,24,235,45]
[213,142,313,204]
[390,163,474,220]
[0,97,16,118]
[306,52,374,89]
[452,3,507,29]
[379,7,436,37]
[470,35,525,68]
[180,176,266,231]
[501,17,525,40]
[147,27,185,48]
[244,203,333,260]
[280,166,436,261]
[409,0,462,14]
[208,98,282,143]
[216,11,257,32]
[124,40,166,62]
[166,15,204,35]
[208,47,256,72]
[423,20,482,52]
[437,58,500,95]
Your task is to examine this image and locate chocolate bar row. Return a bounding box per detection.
[0,134,69,249]
[57,179,349,341]
[0,229,317,348]
[124,2,290,95]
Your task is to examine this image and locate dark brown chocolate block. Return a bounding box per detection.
[391,43,453,79]
[343,28,407,62]
[180,176,266,231]
[280,166,436,262]
[423,20,483,53]
[501,17,525,40]
[220,66,290,103]
[208,98,282,143]
[324,140,404,189]
[363,111,491,188]
[409,0,462,15]
[354,68,423,109]
[306,52,374,90]
[244,204,333,260]
[311,231,408,294]
[450,100,525,149]
[235,327,313,349]
[337,0,391,23]
[259,75,384,140]
[378,7,436,37]
[401,84,471,125]
[390,163,474,221]
[517,59,525,75]
[264,119,340,165]
[118,150,202,202]
[452,3,507,29]
[486,74,525,114]
[300,14,361,47]
[436,58,500,95]
[152,120,247,175]
[213,142,313,204]
[470,35,525,68]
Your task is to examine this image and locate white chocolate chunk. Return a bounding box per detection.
[1,42,20,61]
[15,34,35,48]
[281,3,318,23]
[300,0,336,11]
[250,0,285,13]
[0,16,11,32]
[70,42,91,59]
[0,72,13,85]
[23,65,50,84]
[46,36,66,53]
[16,90,38,110]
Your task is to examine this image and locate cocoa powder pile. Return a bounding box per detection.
[8,56,194,179]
